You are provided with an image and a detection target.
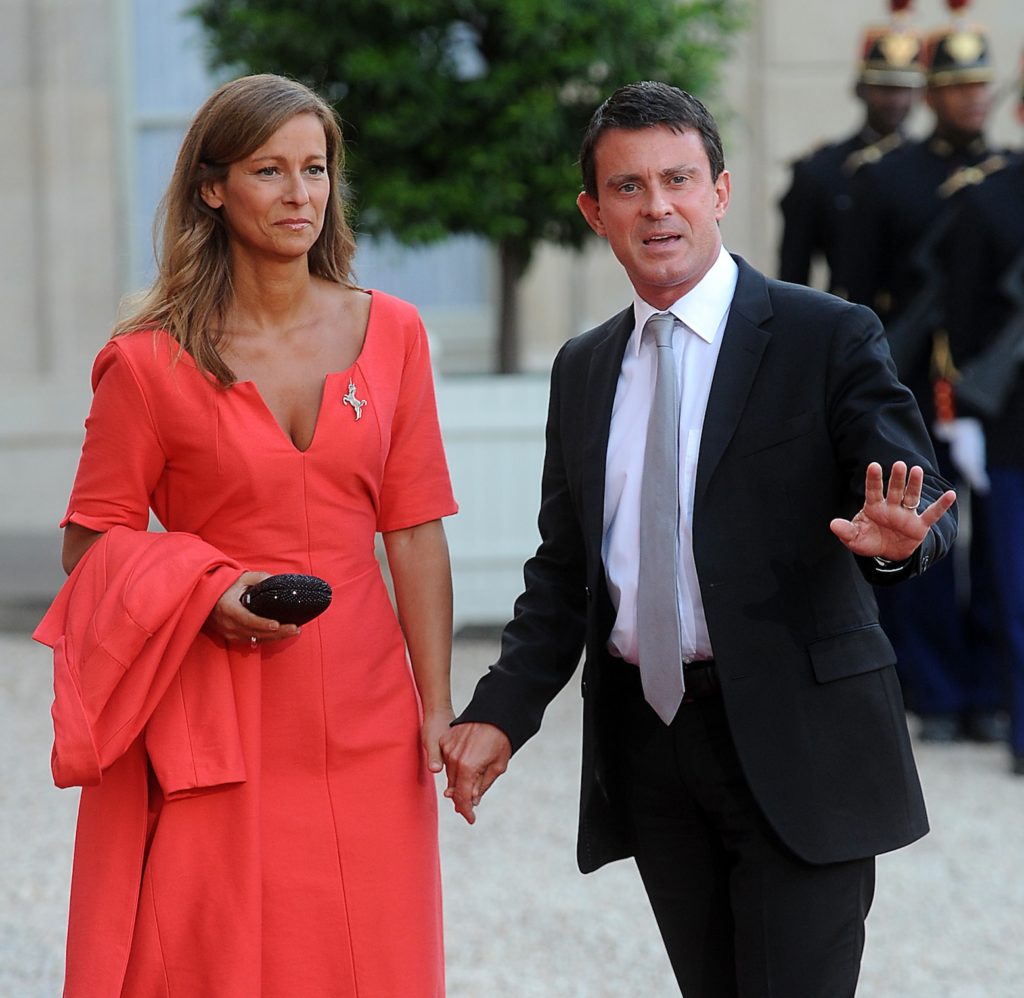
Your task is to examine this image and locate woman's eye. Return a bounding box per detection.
[307,165,327,176]
[257,166,279,177]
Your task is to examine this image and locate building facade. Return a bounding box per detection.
[3,0,1023,621]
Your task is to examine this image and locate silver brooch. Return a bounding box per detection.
[342,380,367,421]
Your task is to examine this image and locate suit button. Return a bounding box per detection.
[585,586,592,601]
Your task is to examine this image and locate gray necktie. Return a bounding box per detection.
[637,312,685,724]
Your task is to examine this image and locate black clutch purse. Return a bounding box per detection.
[240,573,333,626]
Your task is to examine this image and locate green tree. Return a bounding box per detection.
[191,0,744,371]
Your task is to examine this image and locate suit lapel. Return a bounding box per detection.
[694,258,774,506]
[580,307,633,560]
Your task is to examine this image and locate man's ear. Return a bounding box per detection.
[577,191,606,238]
[713,170,731,221]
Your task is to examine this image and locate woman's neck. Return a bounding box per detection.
[225,254,319,337]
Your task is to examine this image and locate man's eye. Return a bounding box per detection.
[620,183,638,194]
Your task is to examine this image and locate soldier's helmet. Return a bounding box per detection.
[924,0,995,87]
[858,1,926,88]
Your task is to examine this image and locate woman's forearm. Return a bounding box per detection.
[382,519,454,714]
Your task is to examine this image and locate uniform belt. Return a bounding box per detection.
[682,659,719,702]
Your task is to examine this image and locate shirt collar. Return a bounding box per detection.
[630,246,738,356]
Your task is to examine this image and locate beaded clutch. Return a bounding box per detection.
[240,573,333,626]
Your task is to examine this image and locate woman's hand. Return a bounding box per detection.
[203,571,302,645]
[421,705,455,775]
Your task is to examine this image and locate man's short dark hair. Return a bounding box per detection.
[579,81,725,198]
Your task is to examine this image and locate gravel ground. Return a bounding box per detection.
[3,632,1022,997]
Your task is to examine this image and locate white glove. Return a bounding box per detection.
[933,417,990,494]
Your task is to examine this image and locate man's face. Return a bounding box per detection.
[577,125,730,310]
[927,81,991,136]
[858,83,917,134]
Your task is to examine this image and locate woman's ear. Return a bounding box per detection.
[199,181,223,210]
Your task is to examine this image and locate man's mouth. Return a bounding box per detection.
[643,233,680,246]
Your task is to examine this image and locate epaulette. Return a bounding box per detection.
[842,131,904,175]
[937,154,1009,198]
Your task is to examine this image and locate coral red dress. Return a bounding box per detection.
[61,291,456,997]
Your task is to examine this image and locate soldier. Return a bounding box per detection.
[943,66,1024,774]
[843,0,1006,743]
[778,0,924,294]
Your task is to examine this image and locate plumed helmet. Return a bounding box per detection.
[924,0,995,88]
[858,2,926,89]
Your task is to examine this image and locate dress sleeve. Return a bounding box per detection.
[376,316,458,532]
[62,340,167,532]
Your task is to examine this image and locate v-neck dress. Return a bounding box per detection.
[62,291,457,997]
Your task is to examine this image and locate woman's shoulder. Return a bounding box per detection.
[94,329,203,392]
[367,288,423,327]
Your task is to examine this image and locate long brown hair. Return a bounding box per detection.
[115,74,358,384]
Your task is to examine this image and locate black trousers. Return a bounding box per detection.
[622,676,876,998]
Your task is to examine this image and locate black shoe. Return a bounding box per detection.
[962,711,1009,744]
[917,714,962,743]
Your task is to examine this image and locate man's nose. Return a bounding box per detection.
[641,186,671,217]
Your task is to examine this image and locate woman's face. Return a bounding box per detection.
[201,112,330,263]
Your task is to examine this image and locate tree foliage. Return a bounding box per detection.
[191,0,745,369]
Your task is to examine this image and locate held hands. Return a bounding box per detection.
[203,571,302,645]
[438,722,512,825]
[830,461,956,562]
[421,705,456,776]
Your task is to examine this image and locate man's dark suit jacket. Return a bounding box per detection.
[457,256,956,875]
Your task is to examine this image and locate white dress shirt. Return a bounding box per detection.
[602,246,739,665]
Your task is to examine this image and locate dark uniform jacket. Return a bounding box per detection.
[457,257,956,875]
[778,129,903,294]
[943,155,1024,468]
[843,134,1002,423]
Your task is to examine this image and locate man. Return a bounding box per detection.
[778,0,924,293]
[943,65,1024,775]
[843,7,1006,742]
[441,81,956,997]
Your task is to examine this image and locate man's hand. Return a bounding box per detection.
[439,722,512,825]
[830,461,956,562]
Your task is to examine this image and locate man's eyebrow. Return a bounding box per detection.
[604,171,642,188]
[659,163,701,179]
[604,164,699,187]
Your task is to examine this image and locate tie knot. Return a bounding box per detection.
[644,312,675,349]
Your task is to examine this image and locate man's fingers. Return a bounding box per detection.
[440,722,512,824]
[829,517,856,545]
[882,461,908,507]
[918,489,957,529]
[472,760,507,804]
[864,462,885,504]
[900,465,925,508]
[443,787,477,824]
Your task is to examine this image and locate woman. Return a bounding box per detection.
[36,74,456,996]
